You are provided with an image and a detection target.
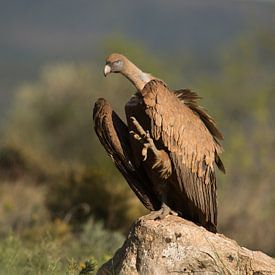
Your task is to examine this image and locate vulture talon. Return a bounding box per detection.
[130,116,159,160]
[130,116,147,137]
[130,130,142,141]
[145,205,178,220]
[141,144,149,161]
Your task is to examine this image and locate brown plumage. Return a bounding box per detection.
[94,53,225,232]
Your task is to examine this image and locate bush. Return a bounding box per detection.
[46,164,145,232]
[0,179,124,274]
[0,219,123,275]
[0,180,49,236]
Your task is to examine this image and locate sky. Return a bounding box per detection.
[0,0,274,119]
[1,0,274,60]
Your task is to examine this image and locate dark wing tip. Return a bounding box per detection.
[215,154,226,174]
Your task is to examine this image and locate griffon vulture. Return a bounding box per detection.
[93,53,225,232]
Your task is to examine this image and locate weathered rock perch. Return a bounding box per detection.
[97,215,275,275]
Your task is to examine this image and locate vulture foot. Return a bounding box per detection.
[145,203,178,220]
[130,116,172,179]
[130,116,159,161]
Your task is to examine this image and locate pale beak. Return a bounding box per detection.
[104,65,111,77]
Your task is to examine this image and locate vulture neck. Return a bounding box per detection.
[121,60,154,91]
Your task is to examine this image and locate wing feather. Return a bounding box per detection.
[93,98,160,211]
[141,80,223,231]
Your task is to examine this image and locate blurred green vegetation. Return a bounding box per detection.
[0,180,124,274]
[0,29,274,272]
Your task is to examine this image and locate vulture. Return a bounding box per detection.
[93,53,225,232]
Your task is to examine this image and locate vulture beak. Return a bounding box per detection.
[104,64,111,77]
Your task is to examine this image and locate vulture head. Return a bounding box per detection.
[104,53,127,76]
[104,53,154,91]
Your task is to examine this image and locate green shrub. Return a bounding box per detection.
[0,181,49,236]
[46,164,145,231]
[0,219,123,275]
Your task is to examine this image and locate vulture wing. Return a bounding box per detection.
[140,80,224,231]
[174,89,225,174]
[93,98,160,211]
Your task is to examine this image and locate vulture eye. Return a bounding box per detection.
[111,60,123,72]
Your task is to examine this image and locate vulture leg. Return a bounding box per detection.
[129,116,172,179]
[145,207,177,220]
[145,190,178,220]
[147,203,178,220]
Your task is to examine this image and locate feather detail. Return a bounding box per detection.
[93,98,160,211]
[174,89,224,142]
[138,80,224,231]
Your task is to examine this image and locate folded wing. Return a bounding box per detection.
[140,80,224,231]
[93,98,160,211]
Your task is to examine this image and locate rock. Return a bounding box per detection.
[97,215,275,275]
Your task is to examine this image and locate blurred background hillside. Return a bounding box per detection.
[0,0,274,273]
